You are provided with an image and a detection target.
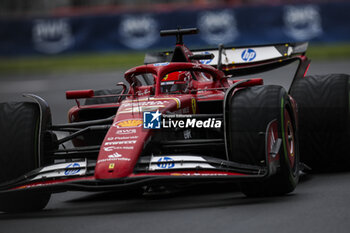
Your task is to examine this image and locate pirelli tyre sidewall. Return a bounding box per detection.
[0,102,51,213]
[290,74,350,171]
[228,85,299,197]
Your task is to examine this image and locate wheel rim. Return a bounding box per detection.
[267,120,279,162]
[284,110,295,169]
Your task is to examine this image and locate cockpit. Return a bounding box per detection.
[128,68,216,96]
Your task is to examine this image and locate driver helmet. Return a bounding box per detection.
[161,71,191,94]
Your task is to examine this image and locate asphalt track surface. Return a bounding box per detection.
[1,60,350,233]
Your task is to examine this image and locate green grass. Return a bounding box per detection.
[0,43,350,74]
[0,52,145,74]
[307,43,350,60]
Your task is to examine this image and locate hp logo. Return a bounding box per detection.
[241,49,256,62]
[199,52,213,65]
[64,163,81,175]
[157,157,175,169]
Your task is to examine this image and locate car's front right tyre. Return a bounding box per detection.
[0,102,51,213]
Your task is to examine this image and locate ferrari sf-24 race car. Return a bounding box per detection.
[0,28,349,213]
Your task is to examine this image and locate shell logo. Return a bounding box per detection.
[113,119,143,128]
[171,173,184,176]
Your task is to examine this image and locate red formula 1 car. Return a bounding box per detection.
[0,28,349,213]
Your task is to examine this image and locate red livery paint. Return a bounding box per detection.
[0,28,307,212]
[66,89,94,99]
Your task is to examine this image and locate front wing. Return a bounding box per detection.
[0,150,279,196]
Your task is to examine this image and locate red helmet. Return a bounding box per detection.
[161,71,191,94]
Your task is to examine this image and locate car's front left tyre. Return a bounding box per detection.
[227,85,299,197]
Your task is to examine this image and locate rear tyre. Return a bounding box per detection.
[290,74,350,171]
[0,102,51,213]
[228,85,299,197]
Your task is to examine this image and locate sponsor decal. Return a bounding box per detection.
[118,15,158,49]
[122,97,181,110]
[118,106,164,114]
[241,49,256,62]
[155,97,181,108]
[198,93,225,99]
[107,136,138,141]
[64,163,81,176]
[30,161,87,181]
[153,62,169,67]
[32,19,74,54]
[109,163,115,169]
[116,129,137,135]
[122,101,169,107]
[157,157,175,169]
[99,152,132,164]
[161,81,173,85]
[103,146,134,152]
[113,119,143,128]
[108,152,123,158]
[104,146,118,152]
[199,51,214,65]
[143,110,161,129]
[136,89,151,96]
[97,157,131,164]
[105,140,137,145]
[151,163,215,170]
[152,155,207,162]
[197,10,238,44]
[17,183,46,189]
[184,129,192,139]
[149,155,216,171]
[171,173,228,176]
[284,5,322,41]
[191,98,197,114]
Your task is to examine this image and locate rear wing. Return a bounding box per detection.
[144,42,309,76]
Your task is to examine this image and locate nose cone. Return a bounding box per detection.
[94,96,193,179]
[94,119,150,179]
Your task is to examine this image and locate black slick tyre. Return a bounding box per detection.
[0,102,51,213]
[290,74,350,171]
[228,85,299,197]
